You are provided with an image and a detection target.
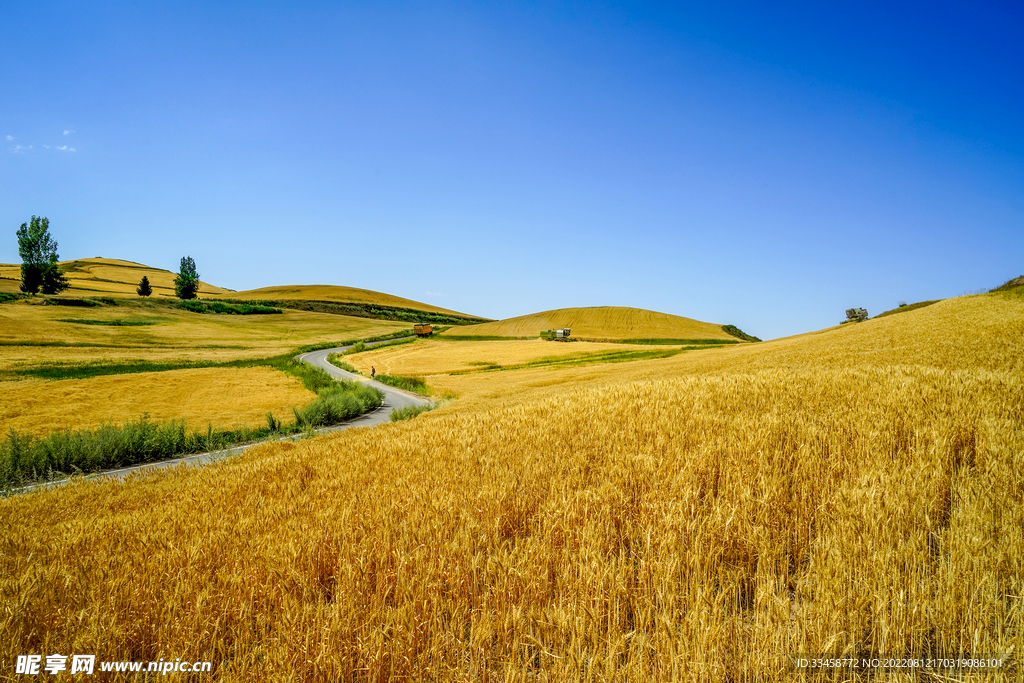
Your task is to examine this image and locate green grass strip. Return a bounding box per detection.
[390,404,434,422]
[375,374,430,396]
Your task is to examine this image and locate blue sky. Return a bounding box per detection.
[2,1,1021,339]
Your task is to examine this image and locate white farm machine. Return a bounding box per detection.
[540,328,571,341]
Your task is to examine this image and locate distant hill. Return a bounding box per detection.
[0,258,485,321]
[217,284,470,317]
[440,306,747,341]
[0,258,232,298]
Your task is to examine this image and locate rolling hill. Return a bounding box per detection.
[0,258,482,319]
[216,284,470,317]
[0,258,233,298]
[439,305,745,341]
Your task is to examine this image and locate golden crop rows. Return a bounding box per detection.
[1,292,1021,680]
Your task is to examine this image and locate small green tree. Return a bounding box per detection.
[137,275,153,297]
[174,256,200,299]
[16,216,69,295]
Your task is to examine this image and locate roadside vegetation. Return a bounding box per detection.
[1,367,382,489]
[389,404,434,421]
[374,373,430,395]
[290,381,383,429]
[324,353,358,373]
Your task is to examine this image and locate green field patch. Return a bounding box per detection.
[56,318,163,326]
[178,300,281,315]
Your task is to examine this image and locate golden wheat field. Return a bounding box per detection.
[0,367,315,436]
[442,306,738,341]
[1,292,1022,681]
[342,339,665,377]
[0,258,233,298]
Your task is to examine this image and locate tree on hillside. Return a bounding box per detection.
[17,216,69,295]
[174,256,200,299]
[137,276,153,297]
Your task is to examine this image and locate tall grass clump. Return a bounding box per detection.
[292,381,383,428]
[375,373,430,395]
[0,418,238,488]
[1,379,382,488]
[389,404,434,421]
[325,353,358,373]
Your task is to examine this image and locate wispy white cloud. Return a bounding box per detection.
[63,128,74,136]
[13,144,32,153]
[56,145,75,152]
[4,135,13,141]
[424,291,443,297]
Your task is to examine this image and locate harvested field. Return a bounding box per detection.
[0,367,315,436]
[441,305,739,341]
[2,292,1020,680]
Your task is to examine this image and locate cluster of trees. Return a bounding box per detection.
[15,216,202,300]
